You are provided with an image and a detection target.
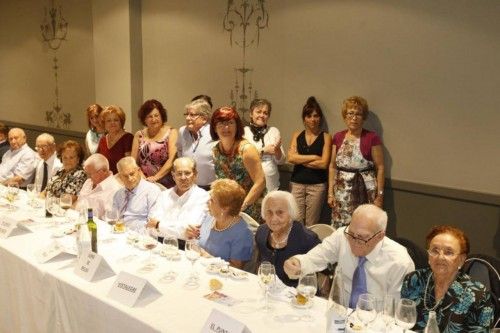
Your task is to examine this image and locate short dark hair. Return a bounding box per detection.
[302,96,324,121]
[210,106,245,141]
[137,99,168,126]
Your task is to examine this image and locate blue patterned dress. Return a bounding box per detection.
[401,268,494,332]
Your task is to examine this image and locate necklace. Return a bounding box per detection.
[213,216,239,232]
[270,223,293,248]
[423,271,444,311]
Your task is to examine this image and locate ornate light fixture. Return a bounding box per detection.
[40,0,71,128]
[223,0,269,123]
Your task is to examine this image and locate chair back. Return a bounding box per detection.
[394,237,429,270]
[308,224,335,241]
[239,212,260,234]
[462,254,500,328]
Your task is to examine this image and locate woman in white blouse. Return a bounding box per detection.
[243,99,285,192]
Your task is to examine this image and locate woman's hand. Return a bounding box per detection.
[146,175,159,182]
[327,194,335,208]
[374,195,383,208]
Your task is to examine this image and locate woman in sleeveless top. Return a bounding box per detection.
[97,105,134,174]
[288,96,332,226]
[131,99,177,188]
[328,96,384,228]
[210,106,265,222]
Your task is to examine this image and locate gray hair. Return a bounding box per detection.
[261,190,300,221]
[116,156,138,173]
[83,153,109,171]
[185,99,211,119]
[172,157,197,173]
[352,204,388,230]
[36,133,55,145]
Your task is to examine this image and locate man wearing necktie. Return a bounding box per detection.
[284,204,415,306]
[33,133,62,192]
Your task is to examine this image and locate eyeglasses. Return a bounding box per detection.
[173,171,194,178]
[216,120,236,128]
[35,144,53,151]
[344,227,382,245]
[346,111,363,119]
[183,113,201,119]
[427,248,460,259]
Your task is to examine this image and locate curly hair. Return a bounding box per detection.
[137,99,167,126]
[426,225,470,255]
[341,96,369,120]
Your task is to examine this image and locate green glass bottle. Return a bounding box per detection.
[87,208,98,253]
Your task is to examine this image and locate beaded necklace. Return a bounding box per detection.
[270,223,293,249]
[212,216,239,232]
[423,271,443,311]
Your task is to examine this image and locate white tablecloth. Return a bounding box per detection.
[0,192,328,333]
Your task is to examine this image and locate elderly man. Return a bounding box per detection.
[176,99,216,190]
[112,157,161,231]
[284,204,414,307]
[33,133,62,192]
[0,128,36,187]
[77,153,122,219]
[147,157,209,241]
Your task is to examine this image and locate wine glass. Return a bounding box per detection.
[105,209,119,231]
[59,193,72,212]
[257,261,276,312]
[297,273,318,321]
[6,184,19,210]
[184,239,201,288]
[142,228,158,270]
[379,295,396,331]
[395,298,417,332]
[26,184,41,207]
[355,293,377,330]
[163,235,179,260]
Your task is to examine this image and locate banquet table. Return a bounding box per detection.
[0,190,328,333]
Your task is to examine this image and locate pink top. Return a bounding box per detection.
[137,128,174,188]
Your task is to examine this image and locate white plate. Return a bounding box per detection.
[230,269,248,280]
[291,296,313,309]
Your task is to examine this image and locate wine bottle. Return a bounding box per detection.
[87,208,98,253]
[424,311,440,333]
[77,221,91,258]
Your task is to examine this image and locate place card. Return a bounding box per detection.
[0,216,17,239]
[35,241,74,263]
[108,271,162,307]
[326,307,347,332]
[74,251,115,282]
[201,308,251,333]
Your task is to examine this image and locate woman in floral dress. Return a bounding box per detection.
[328,96,384,228]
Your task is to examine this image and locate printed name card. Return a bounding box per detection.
[0,216,17,239]
[201,308,250,333]
[326,308,346,332]
[108,271,162,307]
[74,251,115,282]
[35,241,65,263]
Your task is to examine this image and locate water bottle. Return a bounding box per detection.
[326,267,347,332]
[424,311,440,333]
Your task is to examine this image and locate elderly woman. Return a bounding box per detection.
[97,105,133,174]
[176,98,215,190]
[211,106,266,222]
[43,140,87,202]
[84,104,104,155]
[256,190,320,287]
[243,98,285,192]
[197,179,253,269]
[401,225,494,331]
[288,96,332,226]
[328,96,384,229]
[131,99,177,188]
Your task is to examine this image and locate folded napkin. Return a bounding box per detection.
[267,277,297,302]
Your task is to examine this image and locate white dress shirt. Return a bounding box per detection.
[243,126,285,192]
[295,226,415,301]
[149,185,209,239]
[77,174,122,219]
[0,143,36,186]
[34,153,62,190]
[176,124,216,187]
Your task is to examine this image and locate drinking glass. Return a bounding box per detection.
[26,184,41,207]
[59,194,72,212]
[105,209,119,231]
[297,273,318,321]
[395,298,417,332]
[142,228,158,269]
[257,261,276,312]
[184,239,201,288]
[379,295,396,331]
[355,293,377,329]
[6,184,19,210]
[163,236,179,260]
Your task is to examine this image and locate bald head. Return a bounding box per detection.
[172,157,197,195]
[8,128,26,150]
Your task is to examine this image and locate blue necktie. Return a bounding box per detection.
[349,256,368,308]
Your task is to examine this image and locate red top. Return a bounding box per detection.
[97,132,134,174]
[332,129,382,161]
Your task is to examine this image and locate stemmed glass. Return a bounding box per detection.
[6,184,19,210]
[142,228,159,271]
[26,184,41,207]
[395,298,417,332]
[297,273,318,321]
[105,209,119,232]
[59,194,72,212]
[355,293,377,330]
[379,295,396,332]
[184,239,201,288]
[258,261,276,312]
[159,236,179,283]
